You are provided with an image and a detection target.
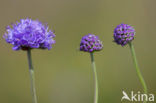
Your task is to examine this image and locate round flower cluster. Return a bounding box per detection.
[113,24,135,46]
[3,18,55,50]
[80,34,103,52]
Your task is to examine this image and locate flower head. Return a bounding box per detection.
[113,24,135,46]
[80,34,103,52]
[3,18,55,50]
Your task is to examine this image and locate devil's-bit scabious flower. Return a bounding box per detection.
[3,18,56,103]
[80,34,103,52]
[80,33,102,103]
[3,18,55,50]
[113,24,135,46]
[113,24,148,102]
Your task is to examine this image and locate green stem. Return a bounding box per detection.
[27,49,38,103]
[90,53,98,103]
[129,43,147,103]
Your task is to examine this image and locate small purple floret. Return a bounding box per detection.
[3,18,55,50]
[113,24,135,46]
[80,34,103,52]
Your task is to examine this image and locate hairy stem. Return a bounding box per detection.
[90,53,98,103]
[129,43,147,103]
[27,49,38,103]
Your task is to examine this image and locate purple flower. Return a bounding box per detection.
[3,18,55,50]
[80,34,103,52]
[113,24,135,46]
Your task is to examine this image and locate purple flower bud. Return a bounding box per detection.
[80,34,103,53]
[3,18,55,50]
[113,24,135,46]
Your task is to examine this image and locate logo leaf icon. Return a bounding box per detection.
[121,91,131,101]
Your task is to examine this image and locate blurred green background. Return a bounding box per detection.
[0,0,156,103]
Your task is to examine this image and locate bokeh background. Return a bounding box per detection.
[0,0,156,103]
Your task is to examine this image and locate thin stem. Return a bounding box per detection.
[129,43,147,103]
[27,49,38,103]
[90,53,98,103]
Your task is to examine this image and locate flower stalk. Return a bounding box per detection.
[80,34,102,103]
[27,49,38,103]
[129,42,147,103]
[90,52,98,103]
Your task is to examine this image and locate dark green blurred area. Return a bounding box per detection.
[0,0,156,103]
